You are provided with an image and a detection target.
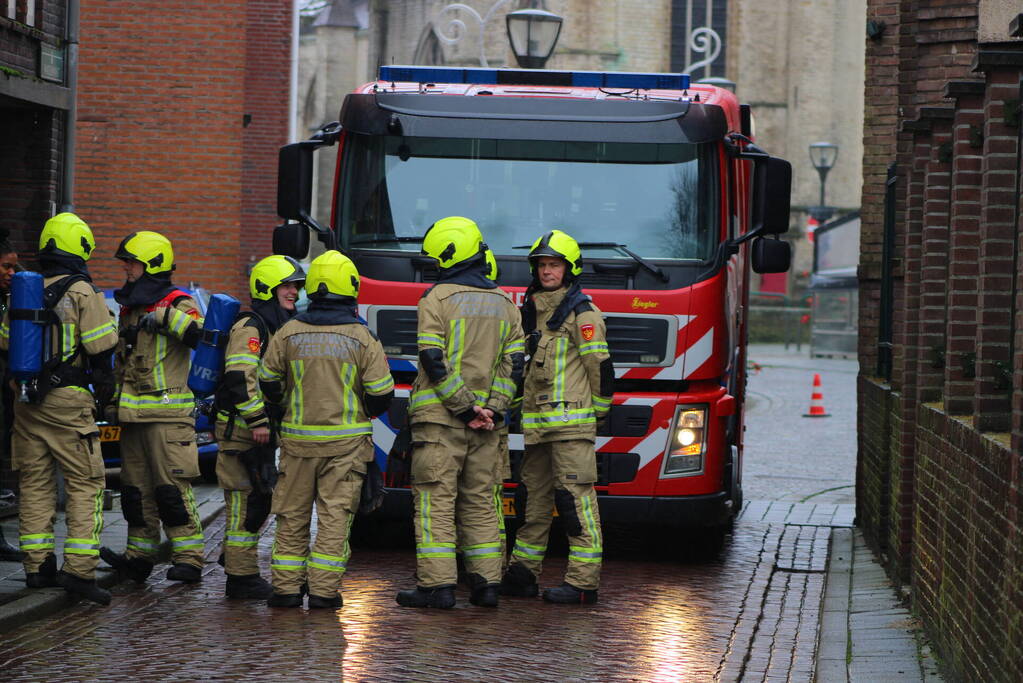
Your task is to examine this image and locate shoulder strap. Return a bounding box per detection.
[237,311,269,355]
[43,274,88,311]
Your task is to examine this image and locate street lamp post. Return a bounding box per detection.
[505,9,562,68]
[808,142,839,223]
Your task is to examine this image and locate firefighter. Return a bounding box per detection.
[100,231,207,585]
[0,213,118,604]
[500,229,613,605]
[260,250,393,609]
[214,255,304,599]
[0,228,22,562]
[396,217,524,609]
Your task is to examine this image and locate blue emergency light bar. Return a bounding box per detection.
[378,65,691,91]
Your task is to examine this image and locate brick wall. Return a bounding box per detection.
[859,1,1023,679]
[74,0,291,301]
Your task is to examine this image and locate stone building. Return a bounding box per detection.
[857,1,1023,679]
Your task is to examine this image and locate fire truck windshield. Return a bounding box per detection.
[339,133,718,262]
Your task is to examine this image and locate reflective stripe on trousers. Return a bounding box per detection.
[20,533,56,551]
[271,554,308,571]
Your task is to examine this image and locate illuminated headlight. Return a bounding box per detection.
[662,406,707,476]
[195,430,215,446]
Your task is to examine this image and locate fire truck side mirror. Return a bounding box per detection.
[752,157,792,235]
[751,236,791,274]
[277,142,315,222]
[273,223,310,260]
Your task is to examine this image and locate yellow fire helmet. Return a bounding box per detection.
[38,212,96,261]
[306,249,360,299]
[115,230,175,275]
[528,229,582,277]
[250,254,305,301]
[421,216,485,270]
[483,247,499,282]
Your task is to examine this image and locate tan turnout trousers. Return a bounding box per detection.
[119,422,204,568]
[269,443,366,598]
[512,439,603,590]
[411,422,503,587]
[215,425,264,576]
[14,388,105,578]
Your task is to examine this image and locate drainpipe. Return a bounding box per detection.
[289,0,299,142]
[61,0,80,212]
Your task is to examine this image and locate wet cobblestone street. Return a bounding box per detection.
[0,498,852,682]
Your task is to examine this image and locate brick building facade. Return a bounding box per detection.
[857,1,1023,679]
[1,1,292,299]
[74,0,292,300]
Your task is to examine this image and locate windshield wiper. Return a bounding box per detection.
[349,235,424,245]
[576,242,670,282]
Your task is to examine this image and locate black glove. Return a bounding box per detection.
[137,311,164,334]
[240,447,277,494]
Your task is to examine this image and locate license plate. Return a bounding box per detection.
[502,496,558,517]
[99,425,121,442]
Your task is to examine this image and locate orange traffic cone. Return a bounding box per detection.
[802,373,831,418]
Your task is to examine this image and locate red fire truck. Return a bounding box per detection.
[273,65,791,543]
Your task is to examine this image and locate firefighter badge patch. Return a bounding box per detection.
[580,323,595,341]
[248,337,261,354]
[186,308,200,320]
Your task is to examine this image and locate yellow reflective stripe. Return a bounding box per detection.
[417,332,444,347]
[120,392,194,408]
[420,490,432,543]
[258,363,282,381]
[552,337,568,403]
[340,363,357,427]
[579,341,609,355]
[0,322,8,339]
[435,372,464,399]
[167,308,192,337]
[236,395,263,415]
[226,353,259,367]
[448,318,465,374]
[490,377,515,399]
[522,406,595,429]
[289,359,305,425]
[409,389,442,410]
[153,332,166,389]
[280,422,372,440]
[81,320,117,343]
[364,374,395,394]
[505,339,525,354]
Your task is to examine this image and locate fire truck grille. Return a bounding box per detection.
[375,309,419,356]
[605,316,670,365]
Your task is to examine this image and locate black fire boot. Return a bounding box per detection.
[267,592,303,608]
[25,553,59,588]
[225,574,273,599]
[57,570,112,606]
[308,593,343,609]
[466,572,499,608]
[100,547,154,584]
[498,563,538,598]
[166,563,202,583]
[542,582,598,605]
[0,526,24,562]
[395,585,456,609]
